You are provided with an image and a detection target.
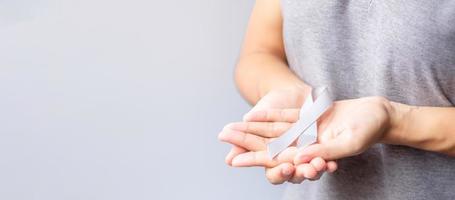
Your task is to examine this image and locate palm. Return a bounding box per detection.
[226,88,307,165]
[307,97,390,158]
[221,86,339,184]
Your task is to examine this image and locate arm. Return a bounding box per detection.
[237,0,455,157]
[235,0,309,104]
[225,0,336,184]
[290,99,455,165]
[387,103,455,156]
[223,0,454,185]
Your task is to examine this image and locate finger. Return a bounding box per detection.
[288,164,306,184]
[299,164,318,180]
[225,122,292,138]
[265,163,295,185]
[294,137,353,164]
[294,143,349,164]
[289,162,327,183]
[327,161,338,173]
[308,157,327,181]
[243,109,300,123]
[309,171,324,181]
[309,157,327,172]
[225,146,247,166]
[231,147,298,168]
[218,128,268,151]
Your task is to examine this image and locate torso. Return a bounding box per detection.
[281,1,455,199]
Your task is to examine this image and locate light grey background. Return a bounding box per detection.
[0,0,285,199]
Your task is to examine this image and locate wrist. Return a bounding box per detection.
[379,101,455,155]
[381,101,414,145]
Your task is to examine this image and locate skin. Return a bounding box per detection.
[221,87,338,184]
[219,0,455,185]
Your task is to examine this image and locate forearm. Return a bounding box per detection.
[235,52,310,104]
[385,102,455,156]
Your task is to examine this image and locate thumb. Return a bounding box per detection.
[242,97,275,121]
[242,105,267,122]
[293,139,354,164]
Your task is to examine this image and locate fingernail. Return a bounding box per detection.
[226,122,246,131]
[218,131,228,140]
[242,113,252,121]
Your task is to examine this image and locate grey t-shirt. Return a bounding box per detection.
[281,1,455,199]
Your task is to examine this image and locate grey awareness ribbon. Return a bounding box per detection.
[267,87,333,159]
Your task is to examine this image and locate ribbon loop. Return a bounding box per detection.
[267,87,333,159]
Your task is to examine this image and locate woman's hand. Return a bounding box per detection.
[219,119,338,184]
[223,96,395,170]
[219,86,337,184]
[294,96,394,164]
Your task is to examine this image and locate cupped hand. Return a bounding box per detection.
[223,96,394,170]
[219,107,337,184]
[219,86,337,184]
